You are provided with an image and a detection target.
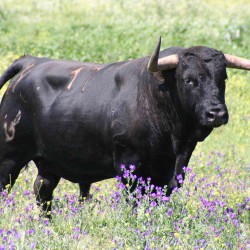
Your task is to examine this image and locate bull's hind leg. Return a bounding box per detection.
[79,182,92,202]
[0,107,35,192]
[0,157,28,192]
[33,158,60,219]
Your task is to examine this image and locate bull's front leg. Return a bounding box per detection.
[168,126,212,191]
[168,140,197,191]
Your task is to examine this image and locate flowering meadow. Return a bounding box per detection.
[0,0,250,249]
[0,153,249,249]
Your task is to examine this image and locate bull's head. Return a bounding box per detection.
[148,37,250,128]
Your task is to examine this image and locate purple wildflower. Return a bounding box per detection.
[183,166,192,173]
[115,176,121,182]
[74,227,80,233]
[23,190,31,196]
[138,177,145,186]
[117,182,125,190]
[161,196,170,202]
[129,165,136,171]
[150,193,156,198]
[166,207,173,217]
[44,219,49,226]
[31,242,36,249]
[45,229,51,236]
[9,241,15,250]
[120,164,126,171]
[190,172,196,182]
[26,228,34,236]
[130,174,137,180]
[123,170,130,178]
[150,201,157,207]
[176,174,183,184]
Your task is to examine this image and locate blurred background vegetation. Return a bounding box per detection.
[0,0,250,61]
[0,1,249,248]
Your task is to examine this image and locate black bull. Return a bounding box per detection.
[0,38,249,215]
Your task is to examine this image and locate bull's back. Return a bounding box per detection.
[10,58,121,180]
[2,57,138,181]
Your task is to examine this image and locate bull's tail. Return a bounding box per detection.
[0,55,27,89]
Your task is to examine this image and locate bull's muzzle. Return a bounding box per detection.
[205,105,229,127]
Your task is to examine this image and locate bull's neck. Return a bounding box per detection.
[137,71,193,144]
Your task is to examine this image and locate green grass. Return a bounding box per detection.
[0,0,249,249]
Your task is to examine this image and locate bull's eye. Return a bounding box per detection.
[184,78,193,85]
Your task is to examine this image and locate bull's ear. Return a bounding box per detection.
[147,37,179,72]
[147,37,161,72]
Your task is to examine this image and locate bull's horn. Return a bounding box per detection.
[157,54,179,71]
[224,54,250,70]
[147,37,162,72]
[147,37,179,72]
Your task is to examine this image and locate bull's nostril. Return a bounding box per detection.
[206,111,216,121]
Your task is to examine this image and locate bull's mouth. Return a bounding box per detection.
[195,117,228,141]
[207,121,227,128]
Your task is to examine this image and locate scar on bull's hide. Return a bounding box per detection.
[67,67,84,90]
[12,64,34,93]
[82,67,101,92]
[3,110,22,142]
[20,93,27,104]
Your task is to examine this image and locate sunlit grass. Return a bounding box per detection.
[0,0,249,249]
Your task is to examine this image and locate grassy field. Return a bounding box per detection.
[0,0,249,249]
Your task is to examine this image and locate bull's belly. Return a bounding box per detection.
[39,148,115,183]
[36,135,115,183]
[43,160,115,183]
[34,117,116,182]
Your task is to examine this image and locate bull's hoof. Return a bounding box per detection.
[168,178,178,190]
[79,194,93,203]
